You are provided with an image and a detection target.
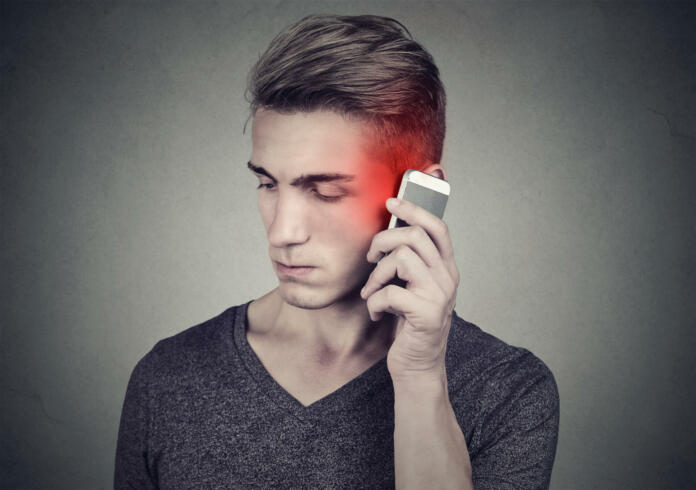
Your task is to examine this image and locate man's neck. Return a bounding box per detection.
[247,288,396,366]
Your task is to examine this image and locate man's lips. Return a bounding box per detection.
[273,261,316,276]
[274,261,314,268]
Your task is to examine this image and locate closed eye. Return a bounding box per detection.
[311,189,343,202]
[256,182,344,203]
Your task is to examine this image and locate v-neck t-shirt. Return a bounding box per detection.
[115,300,559,489]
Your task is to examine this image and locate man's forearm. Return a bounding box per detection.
[393,371,474,490]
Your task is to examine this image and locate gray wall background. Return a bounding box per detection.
[2,1,694,488]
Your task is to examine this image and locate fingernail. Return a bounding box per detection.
[386,198,398,208]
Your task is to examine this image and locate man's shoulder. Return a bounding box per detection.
[131,302,245,380]
[447,313,560,481]
[153,304,241,354]
[446,311,558,404]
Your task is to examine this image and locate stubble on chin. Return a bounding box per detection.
[277,270,369,311]
[277,283,334,310]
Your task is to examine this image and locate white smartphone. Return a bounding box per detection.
[388,169,450,229]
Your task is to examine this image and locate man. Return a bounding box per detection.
[115,14,559,489]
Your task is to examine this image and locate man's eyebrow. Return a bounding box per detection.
[247,161,356,186]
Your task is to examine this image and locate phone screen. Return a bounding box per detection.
[389,170,449,229]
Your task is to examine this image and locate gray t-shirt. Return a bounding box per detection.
[115,301,559,489]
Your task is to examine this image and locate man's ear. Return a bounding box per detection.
[420,163,447,181]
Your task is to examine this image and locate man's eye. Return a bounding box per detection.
[256,182,343,202]
[311,189,343,202]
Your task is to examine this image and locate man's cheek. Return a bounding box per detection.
[329,206,380,261]
[345,179,395,230]
[337,200,388,233]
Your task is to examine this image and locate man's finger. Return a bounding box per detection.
[386,197,457,275]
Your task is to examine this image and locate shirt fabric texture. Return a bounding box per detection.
[115,300,559,489]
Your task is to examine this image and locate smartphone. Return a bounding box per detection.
[372,169,450,293]
[388,169,450,229]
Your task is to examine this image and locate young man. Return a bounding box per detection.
[115,14,559,489]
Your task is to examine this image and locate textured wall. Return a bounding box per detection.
[1,1,694,489]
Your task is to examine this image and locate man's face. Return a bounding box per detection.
[249,108,397,310]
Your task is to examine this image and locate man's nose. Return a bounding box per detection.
[267,191,310,248]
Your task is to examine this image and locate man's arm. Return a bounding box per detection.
[362,197,559,488]
[361,196,471,488]
[114,354,158,489]
[393,371,474,489]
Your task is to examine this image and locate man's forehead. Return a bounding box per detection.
[252,108,374,149]
[249,109,394,184]
[251,118,376,171]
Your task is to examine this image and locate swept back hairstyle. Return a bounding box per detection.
[245,14,446,177]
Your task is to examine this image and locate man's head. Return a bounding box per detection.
[246,15,446,309]
[246,14,446,177]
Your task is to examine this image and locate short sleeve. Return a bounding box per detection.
[470,355,560,490]
[114,353,159,489]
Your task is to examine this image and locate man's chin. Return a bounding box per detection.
[277,281,362,310]
[277,286,332,310]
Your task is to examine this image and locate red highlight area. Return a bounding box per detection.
[347,157,398,232]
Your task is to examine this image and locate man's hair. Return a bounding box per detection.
[245,14,446,176]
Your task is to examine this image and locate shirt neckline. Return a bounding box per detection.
[231,300,390,424]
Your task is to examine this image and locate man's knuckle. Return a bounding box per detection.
[394,245,410,261]
[385,284,400,301]
[409,226,426,242]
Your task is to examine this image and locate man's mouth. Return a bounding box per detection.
[273,261,316,277]
[275,261,312,268]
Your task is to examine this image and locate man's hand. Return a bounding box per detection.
[360,197,460,384]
